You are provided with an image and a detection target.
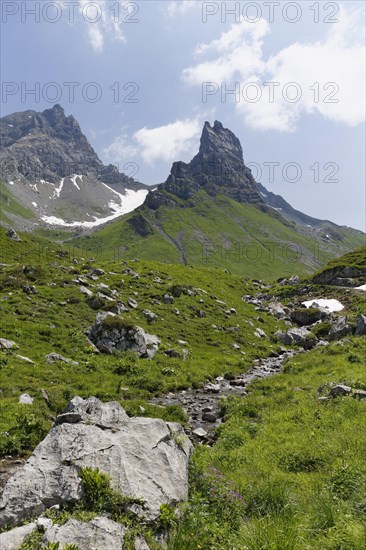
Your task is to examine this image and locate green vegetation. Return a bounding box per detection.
[1,227,366,548]
[0,181,36,224]
[74,193,365,278]
[0,226,283,456]
[168,338,366,549]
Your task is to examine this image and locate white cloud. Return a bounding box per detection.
[78,0,126,53]
[165,0,201,18]
[182,6,365,131]
[104,118,203,166]
[134,118,202,164]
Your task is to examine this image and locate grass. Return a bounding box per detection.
[1,226,365,548]
[73,192,365,279]
[0,226,284,456]
[168,337,366,549]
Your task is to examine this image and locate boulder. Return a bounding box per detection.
[0,338,18,350]
[329,384,352,398]
[290,307,323,326]
[18,393,34,405]
[42,517,127,550]
[0,397,192,528]
[327,317,352,341]
[88,313,160,358]
[6,228,21,242]
[354,314,366,336]
[142,310,158,323]
[0,522,36,549]
[274,328,316,350]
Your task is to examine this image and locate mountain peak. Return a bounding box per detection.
[145,121,263,208]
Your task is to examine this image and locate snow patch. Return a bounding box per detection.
[260,192,268,198]
[70,174,83,190]
[9,181,14,185]
[32,202,38,207]
[354,284,366,291]
[41,187,148,228]
[51,178,65,199]
[302,298,344,313]
[7,124,13,128]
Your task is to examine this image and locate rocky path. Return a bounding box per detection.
[151,349,299,443]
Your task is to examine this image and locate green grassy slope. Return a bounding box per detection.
[0,226,284,455]
[170,338,366,549]
[74,192,365,280]
[0,181,36,226]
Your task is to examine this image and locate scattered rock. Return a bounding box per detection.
[79,285,93,298]
[6,228,21,242]
[202,412,217,423]
[353,389,366,400]
[143,310,158,323]
[46,352,79,365]
[128,297,138,309]
[329,384,352,397]
[162,294,174,304]
[0,338,18,350]
[19,393,34,405]
[254,328,266,338]
[15,355,34,364]
[192,427,208,438]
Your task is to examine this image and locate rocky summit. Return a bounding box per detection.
[146,120,263,209]
[0,105,148,228]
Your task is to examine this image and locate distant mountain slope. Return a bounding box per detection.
[75,121,365,278]
[0,105,148,228]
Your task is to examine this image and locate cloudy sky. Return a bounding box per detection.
[1,0,365,230]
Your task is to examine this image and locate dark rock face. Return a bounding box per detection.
[0,104,142,189]
[145,121,264,209]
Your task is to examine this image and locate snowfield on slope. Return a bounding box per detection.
[41,187,148,228]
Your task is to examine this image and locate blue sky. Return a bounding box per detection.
[1,0,365,230]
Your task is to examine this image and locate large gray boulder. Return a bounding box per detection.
[274,327,316,349]
[0,397,192,528]
[327,316,352,341]
[355,314,366,336]
[42,517,128,550]
[0,522,36,549]
[87,312,160,358]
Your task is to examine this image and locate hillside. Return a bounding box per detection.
[0,227,365,548]
[75,120,364,278]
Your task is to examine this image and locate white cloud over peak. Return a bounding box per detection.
[104,118,203,166]
[182,6,365,131]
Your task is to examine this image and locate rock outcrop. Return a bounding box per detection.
[0,397,192,529]
[87,312,160,358]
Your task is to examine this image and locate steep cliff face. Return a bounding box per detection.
[145,121,264,209]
